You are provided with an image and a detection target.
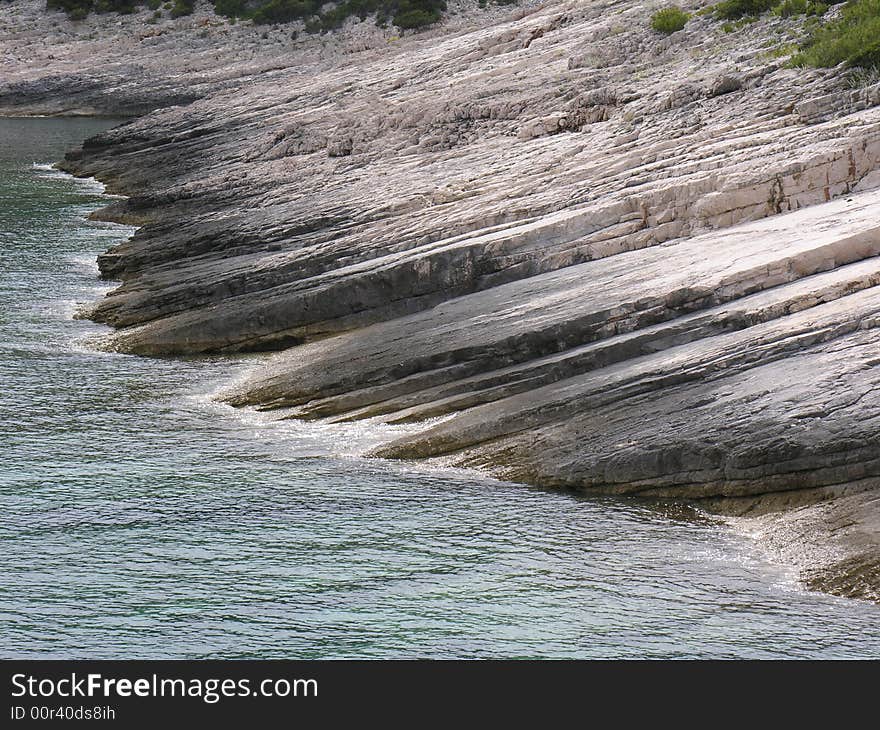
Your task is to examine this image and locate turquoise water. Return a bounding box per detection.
[1,116,879,659]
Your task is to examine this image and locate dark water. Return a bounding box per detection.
[1,116,879,659]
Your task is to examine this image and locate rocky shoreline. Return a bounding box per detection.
[3,0,879,601]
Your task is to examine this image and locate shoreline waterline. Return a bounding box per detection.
[2,116,880,660]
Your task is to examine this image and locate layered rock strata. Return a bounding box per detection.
[3,0,880,600]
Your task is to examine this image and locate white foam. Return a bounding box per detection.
[65,253,102,276]
[188,390,444,459]
[25,162,513,484]
[36,297,84,320]
[31,161,123,198]
[721,512,840,600]
[68,337,132,357]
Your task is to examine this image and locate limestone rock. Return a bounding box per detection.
[706,74,742,98]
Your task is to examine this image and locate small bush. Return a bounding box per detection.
[41,0,454,30]
[712,0,775,19]
[170,0,194,16]
[94,0,136,11]
[845,64,880,87]
[792,0,880,68]
[651,5,691,33]
[213,0,246,15]
[47,0,97,18]
[772,0,827,16]
[393,7,440,28]
[721,14,758,30]
[251,0,321,24]
[773,0,806,15]
[392,0,445,29]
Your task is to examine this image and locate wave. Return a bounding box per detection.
[31,161,123,197]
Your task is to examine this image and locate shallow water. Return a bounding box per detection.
[1,116,878,659]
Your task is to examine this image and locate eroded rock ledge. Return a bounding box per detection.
[5,0,880,601]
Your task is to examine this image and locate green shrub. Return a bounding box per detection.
[212,0,245,15]
[651,5,691,33]
[773,0,806,14]
[712,0,775,19]
[47,0,142,18]
[251,0,320,24]
[772,0,827,16]
[257,0,446,30]
[170,0,193,16]
[46,0,92,17]
[792,0,880,68]
[720,14,758,30]
[316,2,358,30]
[41,0,453,29]
[94,0,137,12]
[393,7,438,27]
